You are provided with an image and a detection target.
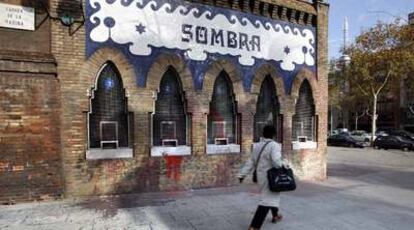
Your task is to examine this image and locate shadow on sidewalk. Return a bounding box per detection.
[71,184,258,227]
[328,163,414,190]
[68,161,414,228]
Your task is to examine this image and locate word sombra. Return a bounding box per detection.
[182,24,261,52]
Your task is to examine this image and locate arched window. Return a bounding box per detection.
[89,62,129,149]
[153,67,187,147]
[292,80,316,142]
[207,71,238,146]
[254,75,280,142]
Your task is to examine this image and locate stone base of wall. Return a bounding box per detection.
[291,148,327,181]
[65,154,244,197]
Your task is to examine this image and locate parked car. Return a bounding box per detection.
[373,135,414,151]
[329,128,349,136]
[375,130,389,137]
[388,130,414,141]
[350,130,372,143]
[327,134,365,148]
[367,132,377,141]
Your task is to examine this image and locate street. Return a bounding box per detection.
[1,147,413,230]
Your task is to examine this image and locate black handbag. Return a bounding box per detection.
[252,141,272,183]
[267,166,296,192]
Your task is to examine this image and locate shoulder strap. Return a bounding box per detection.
[269,142,283,168]
[254,141,272,171]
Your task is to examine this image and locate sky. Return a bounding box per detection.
[327,0,414,60]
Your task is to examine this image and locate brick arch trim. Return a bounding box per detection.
[145,53,193,92]
[77,47,137,111]
[251,63,286,113]
[202,59,244,100]
[251,63,286,96]
[290,68,318,100]
[290,68,320,114]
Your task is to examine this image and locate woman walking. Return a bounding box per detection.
[238,125,284,230]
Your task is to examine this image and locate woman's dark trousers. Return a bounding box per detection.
[250,205,279,229]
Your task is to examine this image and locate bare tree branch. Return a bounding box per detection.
[367,11,408,23]
[352,79,370,96]
[370,84,376,97]
[376,70,392,95]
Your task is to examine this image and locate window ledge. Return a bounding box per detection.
[206,144,240,155]
[151,146,191,157]
[86,148,133,160]
[292,141,317,150]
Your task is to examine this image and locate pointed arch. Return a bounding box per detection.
[78,47,137,112]
[207,70,238,145]
[88,62,129,149]
[146,53,193,92]
[292,79,316,142]
[254,75,281,142]
[290,68,318,100]
[152,66,188,146]
[202,59,244,101]
[251,63,286,98]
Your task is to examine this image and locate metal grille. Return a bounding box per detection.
[89,63,129,148]
[160,121,176,139]
[213,121,226,138]
[100,121,118,141]
[153,67,187,146]
[254,75,280,142]
[292,80,315,141]
[208,71,237,144]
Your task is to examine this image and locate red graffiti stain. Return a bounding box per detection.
[163,154,183,182]
[104,161,123,182]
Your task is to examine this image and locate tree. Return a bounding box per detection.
[345,20,414,142]
[328,59,350,131]
[329,58,371,131]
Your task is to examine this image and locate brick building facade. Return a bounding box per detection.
[0,0,329,203]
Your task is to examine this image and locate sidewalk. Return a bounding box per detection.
[1,147,414,230]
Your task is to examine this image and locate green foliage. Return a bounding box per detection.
[337,20,414,137]
[345,20,414,97]
[328,59,369,115]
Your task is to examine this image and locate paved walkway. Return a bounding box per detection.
[1,147,414,230]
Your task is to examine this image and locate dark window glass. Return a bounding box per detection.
[207,71,237,144]
[292,80,316,141]
[89,63,129,148]
[153,67,187,146]
[254,75,280,142]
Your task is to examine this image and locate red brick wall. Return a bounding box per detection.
[0,0,328,202]
[0,0,60,203]
[0,68,63,203]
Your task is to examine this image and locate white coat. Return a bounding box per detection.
[239,138,283,207]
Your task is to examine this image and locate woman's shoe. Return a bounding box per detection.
[271,214,283,223]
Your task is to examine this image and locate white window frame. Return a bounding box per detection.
[206,116,240,155]
[99,121,119,148]
[292,117,317,150]
[160,120,177,140]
